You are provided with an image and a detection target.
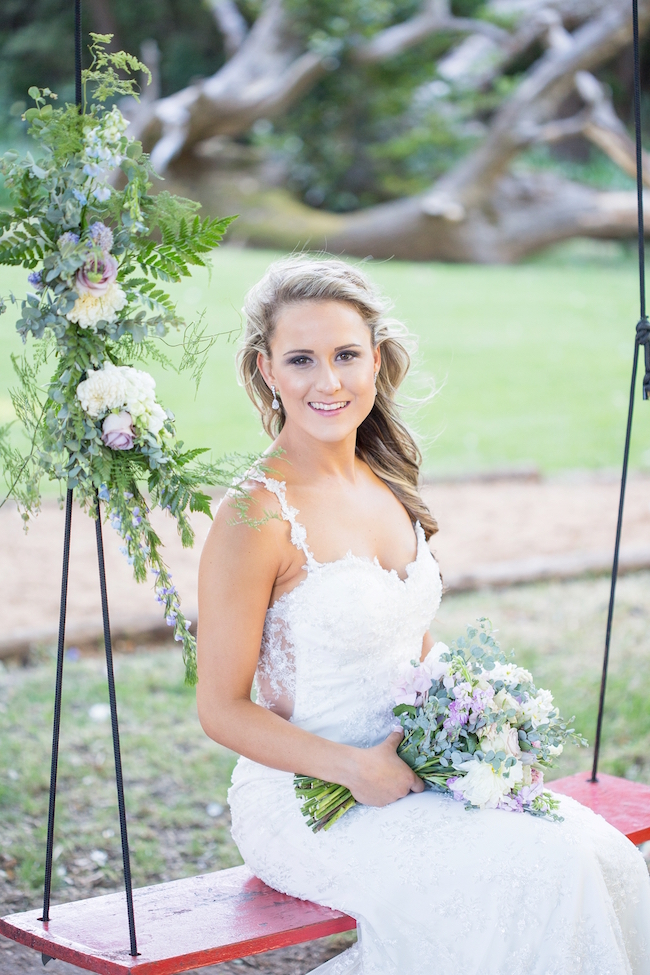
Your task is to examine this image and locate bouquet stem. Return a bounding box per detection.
[294,777,357,832]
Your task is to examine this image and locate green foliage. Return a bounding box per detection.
[0,0,226,118]
[0,36,240,684]
[127,215,235,283]
[256,0,505,210]
[82,32,152,105]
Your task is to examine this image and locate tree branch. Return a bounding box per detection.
[425,0,650,213]
[206,0,248,58]
[138,0,513,170]
[335,173,648,262]
[355,0,508,64]
[437,0,609,90]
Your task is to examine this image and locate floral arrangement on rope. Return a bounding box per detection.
[0,35,250,684]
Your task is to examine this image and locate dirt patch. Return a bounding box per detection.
[2,473,649,654]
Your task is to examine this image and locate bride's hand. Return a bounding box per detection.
[345,731,425,807]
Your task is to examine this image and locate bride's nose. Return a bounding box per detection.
[314,362,342,393]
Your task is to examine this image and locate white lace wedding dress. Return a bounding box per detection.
[228,474,650,975]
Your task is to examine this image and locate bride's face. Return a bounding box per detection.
[258,299,381,443]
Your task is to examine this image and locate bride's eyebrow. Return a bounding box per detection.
[283,344,363,356]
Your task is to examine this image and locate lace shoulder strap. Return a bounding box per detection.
[248,470,316,569]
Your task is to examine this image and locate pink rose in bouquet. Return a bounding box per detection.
[101,411,135,450]
[76,252,119,296]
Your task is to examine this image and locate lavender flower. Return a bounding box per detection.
[27,270,43,292]
[57,232,80,251]
[89,222,114,252]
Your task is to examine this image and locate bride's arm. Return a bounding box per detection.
[196,494,423,806]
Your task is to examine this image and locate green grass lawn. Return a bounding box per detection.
[1,243,649,483]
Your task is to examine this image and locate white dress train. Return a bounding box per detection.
[228,474,650,975]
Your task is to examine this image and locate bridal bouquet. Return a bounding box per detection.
[295,620,587,831]
[0,35,249,684]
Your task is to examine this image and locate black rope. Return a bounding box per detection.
[39,7,138,960]
[39,489,73,925]
[94,495,138,957]
[39,2,83,947]
[591,0,650,781]
[74,0,82,108]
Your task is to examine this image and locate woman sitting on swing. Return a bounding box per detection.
[197,255,650,975]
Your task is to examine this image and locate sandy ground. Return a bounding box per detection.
[1,472,649,651]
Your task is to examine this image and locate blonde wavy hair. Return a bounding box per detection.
[236,256,437,540]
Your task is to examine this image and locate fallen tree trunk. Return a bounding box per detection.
[320,178,638,262]
[135,0,650,261]
[163,156,645,262]
[267,174,647,262]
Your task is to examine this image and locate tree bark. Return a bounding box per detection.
[427,0,650,215]
[324,174,645,262]
[163,157,644,263]
[139,0,582,171]
[140,0,649,261]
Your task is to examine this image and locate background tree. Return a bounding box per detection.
[2,0,650,261]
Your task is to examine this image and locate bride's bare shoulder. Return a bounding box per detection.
[200,478,285,569]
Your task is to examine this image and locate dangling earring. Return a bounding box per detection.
[271,385,280,410]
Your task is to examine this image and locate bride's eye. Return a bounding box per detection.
[288,355,312,366]
[337,350,359,362]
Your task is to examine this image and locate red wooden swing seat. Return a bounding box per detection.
[2,773,649,975]
[0,865,356,975]
[550,771,650,844]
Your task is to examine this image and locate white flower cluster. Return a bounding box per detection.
[67,282,127,329]
[519,688,556,730]
[76,361,167,436]
[79,107,128,204]
[453,757,523,808]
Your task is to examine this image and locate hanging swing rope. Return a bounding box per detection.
[39,0,138,959]
[94,495,138,958]
[40,489,73,927]
[591,0,650,782]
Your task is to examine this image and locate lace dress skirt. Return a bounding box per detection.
[229,756,650,975]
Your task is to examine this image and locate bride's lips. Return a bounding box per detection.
[308,400,350,415]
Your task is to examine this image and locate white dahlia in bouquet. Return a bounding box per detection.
[295,620,587,831]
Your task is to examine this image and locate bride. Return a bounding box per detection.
[197,256,650,975]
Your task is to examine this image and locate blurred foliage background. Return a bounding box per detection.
[2,0,649,214]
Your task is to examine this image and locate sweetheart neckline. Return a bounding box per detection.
[267,524,431,613]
